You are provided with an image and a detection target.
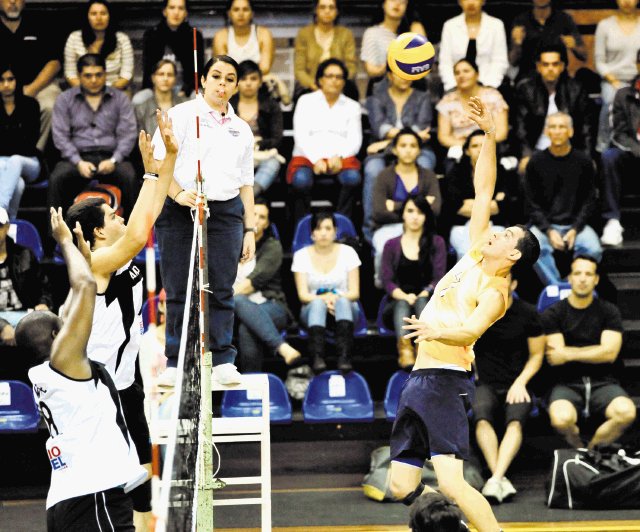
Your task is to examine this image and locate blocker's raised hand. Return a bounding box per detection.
[467,96,495,134]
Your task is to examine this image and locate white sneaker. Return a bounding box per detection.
[601,219,624,246]
[212,363,242,385]
[500,477,517,501]
[156,367,177,389]
[481,477,503,504]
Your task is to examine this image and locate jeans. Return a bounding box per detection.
[156,196,244,367]
[291,166,361,220]
[600,146,637,221]
[234,295,289,372]
[0,155,40,219]
[372,223,403,284]
[362,148,436,243]
[382,297,429,339]
[597,80,628,153]
[254,156,281,193]
[529,223,602,285]
[300,297,360,328]
[450,221,505,261]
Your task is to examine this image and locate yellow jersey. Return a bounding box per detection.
[417,241,509,370]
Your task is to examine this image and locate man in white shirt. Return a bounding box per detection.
[287,58,362,222]
[152,55,256,386]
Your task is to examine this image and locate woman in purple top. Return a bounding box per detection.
[380,194,446,369]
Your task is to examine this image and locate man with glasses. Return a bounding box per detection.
[287,58,362,221]
[48,54,137,219]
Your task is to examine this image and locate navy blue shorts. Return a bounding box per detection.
[390,368,475,466]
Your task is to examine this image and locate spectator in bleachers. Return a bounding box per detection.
[509,0,585,82]
[542,255,636,449]
[63,0,133,91]
[134,59,188,137]
[514,42,593,175]
[471,271,544,504]
[437,58,509,172]
[594,0,640,153]
[0,63,41,220]
[380,195,446,369]
[213,0,274,76]
[288,58,361,221]
[360,0,426,96]
[523,112,601,286]
[438,0,509,93]
[0,317,15,345]
[294,0,357,102]
[230,60,283,199]
[0,0,63,152]
[49,54,137,218]
[138,0,204,104]
[444,130,508,261]
[233,199,300,372]
[362,66,435,243]
[600,48,640,247]
[292,211,361,374]
[371,129,441,283]
[0,207,52,327]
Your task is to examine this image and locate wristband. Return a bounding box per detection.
[244,227,257,234]
[484,127,496,135]
[143,172,159,181]
[173,189,185,202]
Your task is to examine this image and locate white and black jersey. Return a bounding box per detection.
[28,360,148,509]
[87,261,143,390]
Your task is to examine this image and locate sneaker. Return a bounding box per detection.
[156,367,177,389]
[500,477,517,501]
[601,219,624,246]
[212,363,242,385]
[481,477,503,504]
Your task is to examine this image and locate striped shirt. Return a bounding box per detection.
[360,25,396,66]
[64,30,134,86]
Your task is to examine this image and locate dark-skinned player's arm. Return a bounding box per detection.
[91,111,179,276]
[49,207,96,380]
[466,97,497,246]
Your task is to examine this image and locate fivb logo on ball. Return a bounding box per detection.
[387,32,435,81]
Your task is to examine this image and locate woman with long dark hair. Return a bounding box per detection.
[63,0,134,90]
[380,194,446,368]
[0,63,41,219]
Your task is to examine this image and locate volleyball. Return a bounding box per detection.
[387,32,436,81]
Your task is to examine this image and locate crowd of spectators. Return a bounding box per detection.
[1,0,639,503]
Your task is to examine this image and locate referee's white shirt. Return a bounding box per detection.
[152,95,254,201]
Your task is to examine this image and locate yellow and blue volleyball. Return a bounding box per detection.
[387,32,436,81]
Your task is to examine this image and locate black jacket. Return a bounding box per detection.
[141,21,204,97]
[2,238,52,310]
[515,73,593,157]
[230,92,283,150]
[611,75,640,157]
[0,95,40,157]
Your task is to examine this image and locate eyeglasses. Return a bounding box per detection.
[323,73,345,80]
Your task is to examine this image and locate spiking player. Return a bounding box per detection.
[63,111,178,531]
[388,98,540,532]
[17,209,147,531]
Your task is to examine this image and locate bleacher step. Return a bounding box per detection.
[602,237,640,273]
[610,273,640,320]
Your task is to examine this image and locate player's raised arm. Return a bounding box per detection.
[467,97,497,246]
[49,208,97,379]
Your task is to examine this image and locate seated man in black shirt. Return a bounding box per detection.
[472,272,545,504]
[542,255,636,449]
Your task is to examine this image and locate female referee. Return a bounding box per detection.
[152,55,255,386]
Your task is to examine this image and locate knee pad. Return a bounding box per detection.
[129,478,152,513]
[401,481,426,507]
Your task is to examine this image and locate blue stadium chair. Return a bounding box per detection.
[298,300,369,339]
[0,380,40,433]
[9,219,44,261]
[133,238,160,265]
[383,369,410,422]
[303,370,374,423]
[376,295,395,337]
[221,373,292,424]
[537,282,597,313]
[292,213,358,253]
[141,295,160,332]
